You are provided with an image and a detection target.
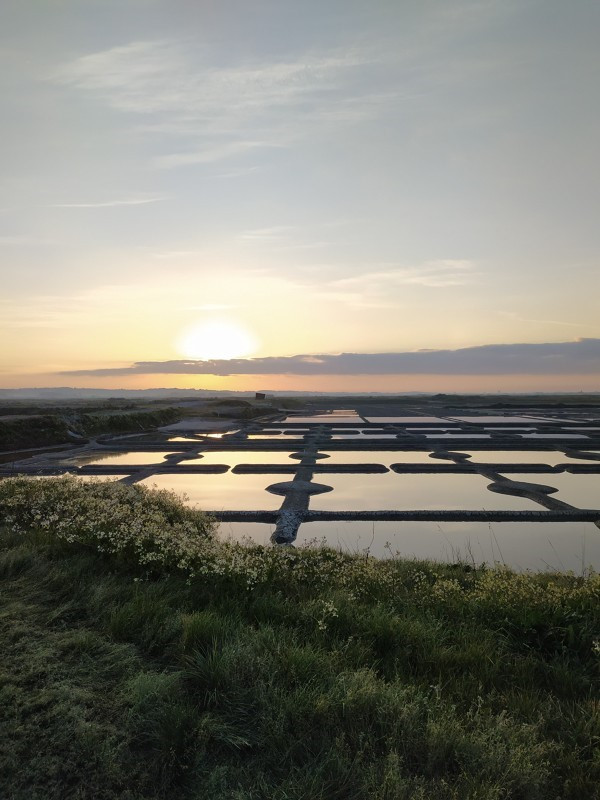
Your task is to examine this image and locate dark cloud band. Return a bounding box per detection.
[60,338,600,377]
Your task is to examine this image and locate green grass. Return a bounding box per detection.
[0,479,599,799]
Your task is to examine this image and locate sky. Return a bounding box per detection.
[1,0,599,392]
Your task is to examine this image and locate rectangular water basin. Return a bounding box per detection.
[499,473,600,510]
[81,452,175,466]
[359,433,399,439]
[463,451,600,466]
[201,431,241,438]
[423,434,491,439]
[310,473,539,511]
[293,520,600,572]
[183,451,297,466]
[139,473,282,511]
[282,415,361,424]
[364,416,451,424]
[448,416,562,424]
[520,434,589,440]
[247,434,305,440]
[320,451,440,466]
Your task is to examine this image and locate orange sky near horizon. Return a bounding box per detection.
[3,371,598,395]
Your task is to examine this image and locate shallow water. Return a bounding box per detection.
[82,451,174,466]
[364,416,449,424]
[139,473,282,510]
[499,473,600,509]
[219,521,276,546]
[448,415,559,424]
[309,473,538,511]
[183,451,296,466]
[463,450,600,466]
[282,415,361,424]
[359,433,399,439]
[423,434,491,439]
[247,434,307,440]
[293,520,600,571]
[405,428,452,433]
[318,450,439,465]
[520,434,589,440]
[216,518,600,572]
[483,427,535,431]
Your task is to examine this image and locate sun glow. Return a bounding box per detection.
[176,320,257,360]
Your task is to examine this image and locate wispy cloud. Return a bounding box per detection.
[155,141,276,169]
[54,41,369,115]
[60,338,600,377]
[52,40,385,167]
[239,226,297,242]
[498,311,584,329]
[332,260,476,289]
[213,166,262,179]
[301,260,478,308]
[51,196,164,208]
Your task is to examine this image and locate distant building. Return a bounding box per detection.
[255,392,273,400]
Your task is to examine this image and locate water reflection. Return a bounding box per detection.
[219,521,275,545]
[423,434,491,439]
[282,415,361,424]
[247,434,305,440]
[463,450,600,466]
[139,473,281,510]
[449,415,558,424]
[499,473,600,509]
[320,451,438,465]
[184,451,296,465]
[520,434,588,439]
[310,473,538,510]
[364,416,449,424]
[294,520,600,572]
[82,451,174,466]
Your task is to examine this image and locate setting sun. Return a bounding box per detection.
[176,320,257,360]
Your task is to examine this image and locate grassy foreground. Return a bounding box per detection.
[0,478,599,799]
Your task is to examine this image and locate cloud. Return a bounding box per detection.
[51,196,164,208]
[331,260,476,290]
[239,226,296,242]
[154,142,275,169]
[60,338,600,377]
[54,41,369,117]
[52,40,385,166]
[295,260,478,308]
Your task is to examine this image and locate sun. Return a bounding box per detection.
[176,320,257,360]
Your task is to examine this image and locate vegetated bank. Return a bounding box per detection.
[0,407,182,450]
[0,396,280,451]
[0,476,598,800]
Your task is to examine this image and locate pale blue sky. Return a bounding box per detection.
[1,0,599,388]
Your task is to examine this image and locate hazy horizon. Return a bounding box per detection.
[2,1,599,391]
